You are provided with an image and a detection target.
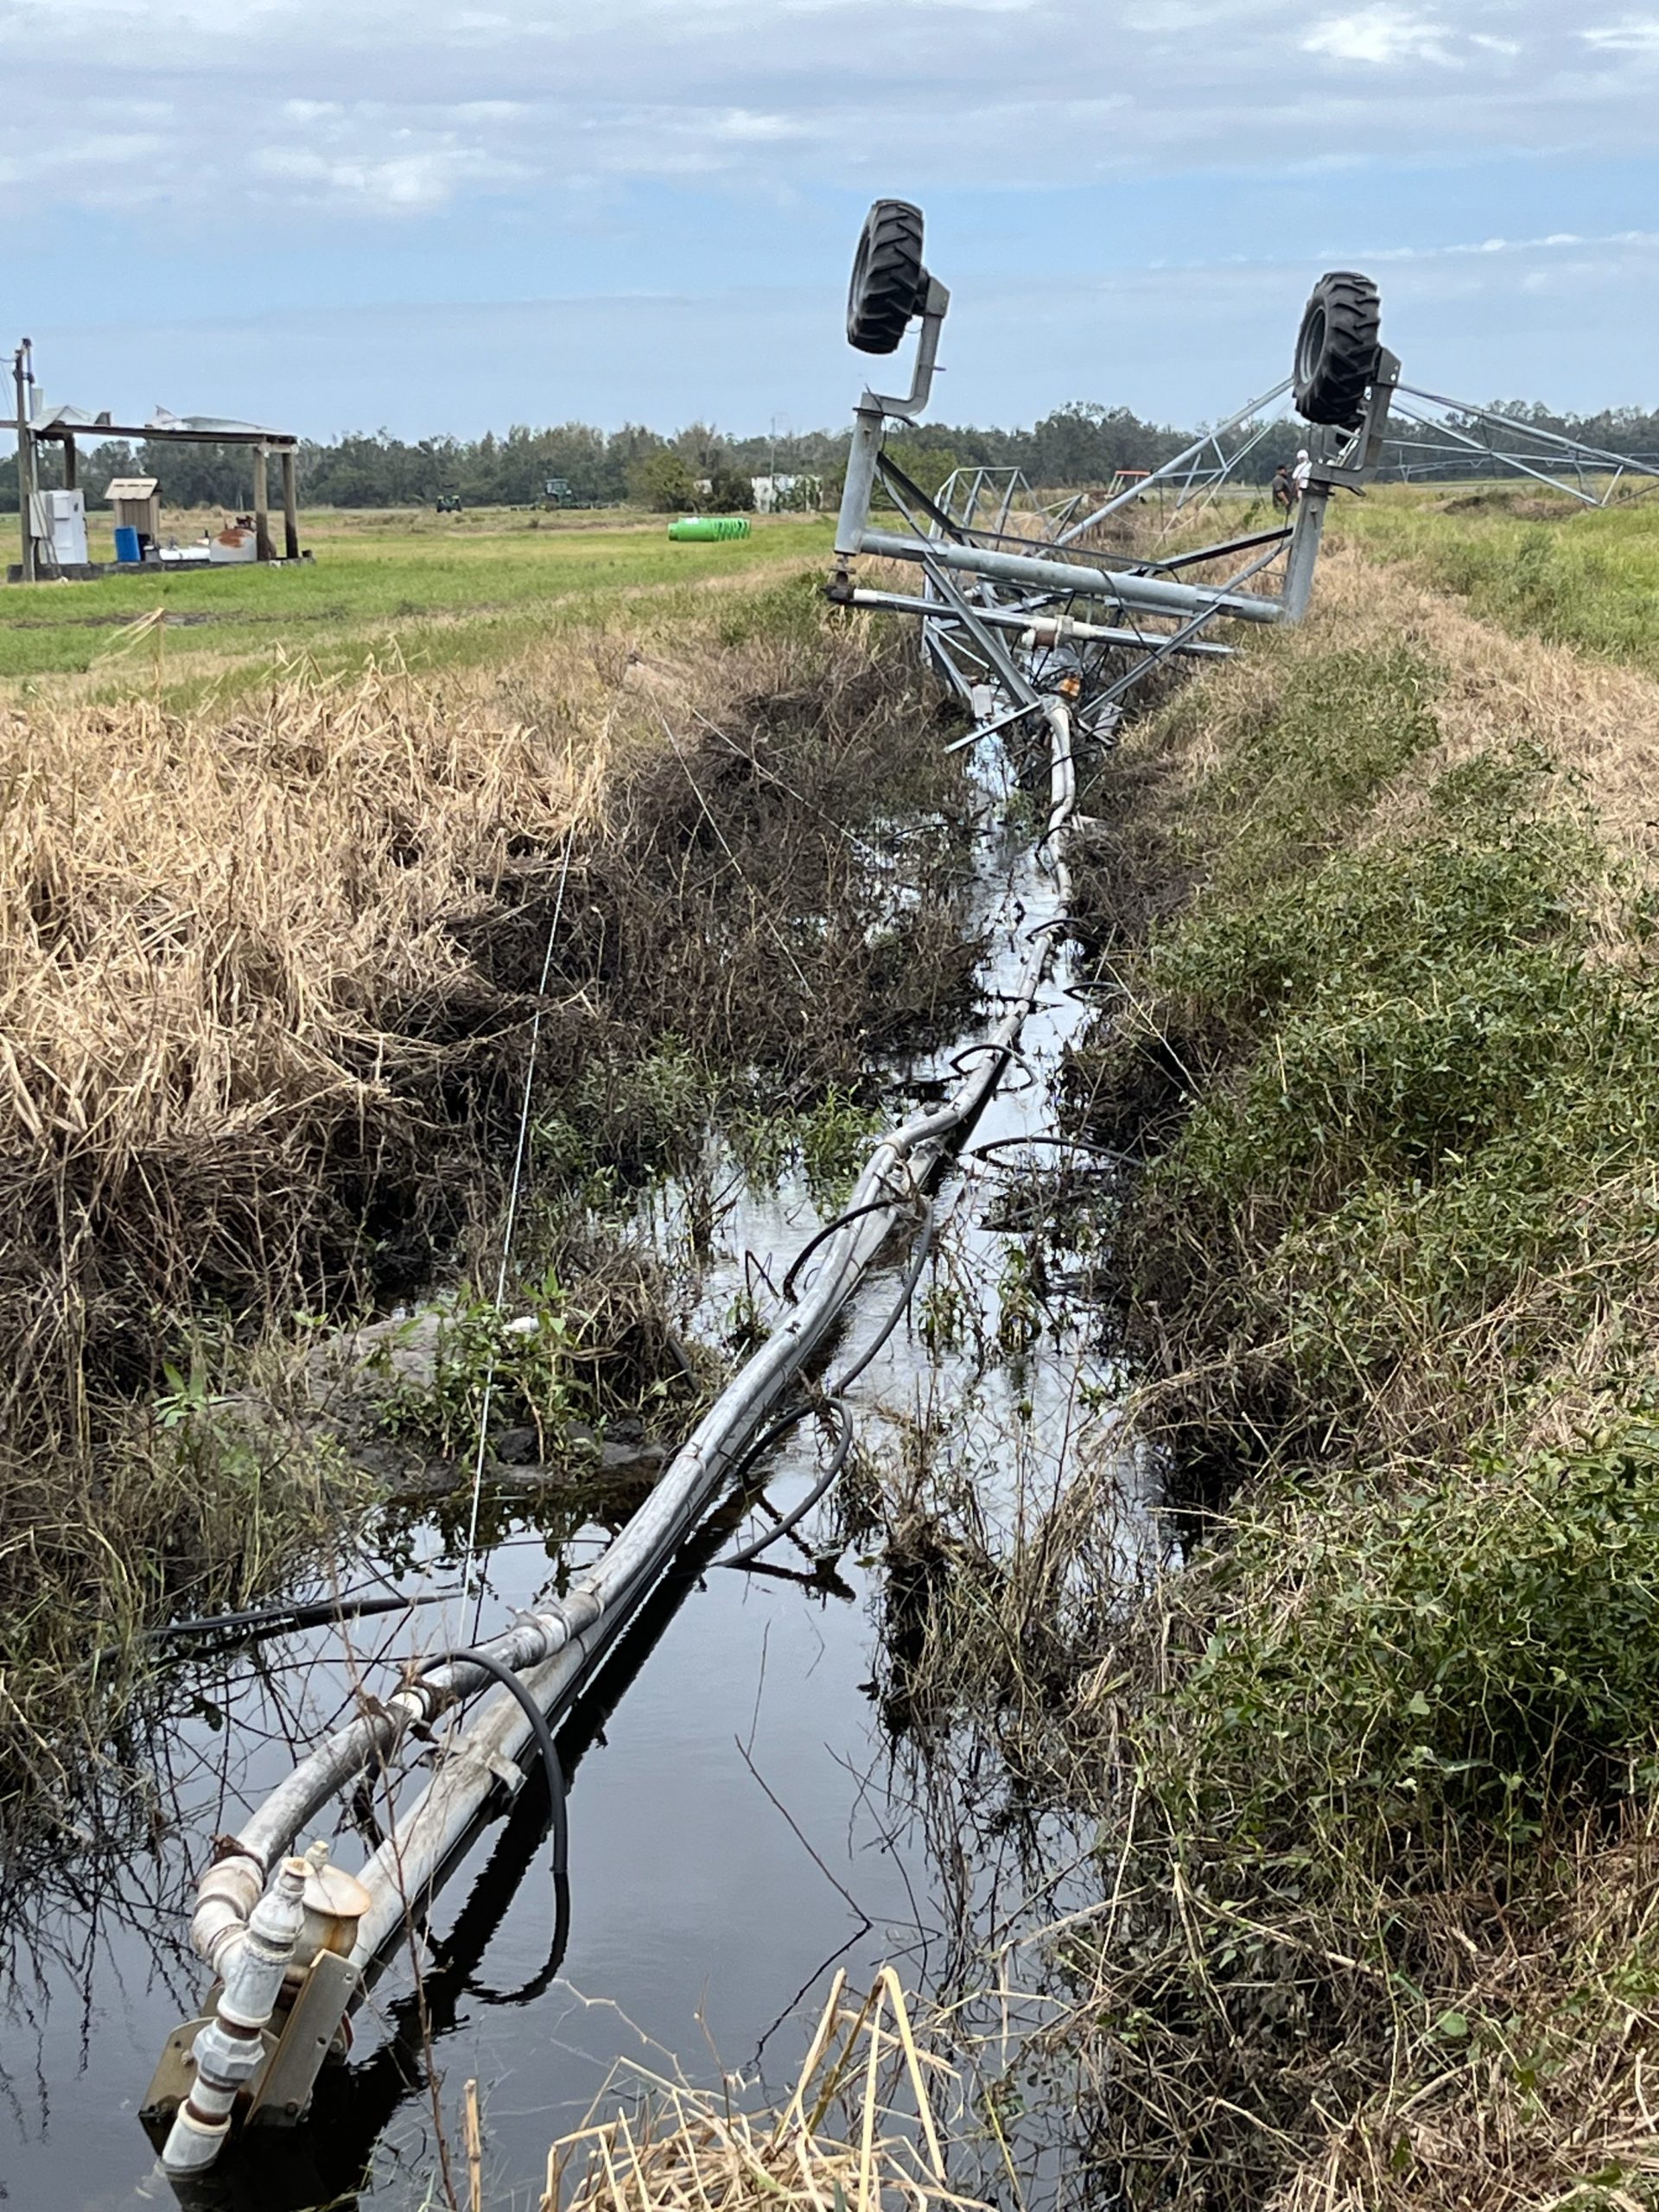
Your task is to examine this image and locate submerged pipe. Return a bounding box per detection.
[164,1858,308,2171]
[346,834,1075,1965]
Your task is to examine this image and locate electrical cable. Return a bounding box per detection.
[143,1587,449,1645]
[824,1197,937,1395]
[968,1133,1132,1169]
[719,1400,855,1570]
[721,1196,938,1569]
[415,1645,568,1883]
[779,1190,918,1305]
[413,1643,572,1999]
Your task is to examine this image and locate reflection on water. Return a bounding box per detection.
[0,801,1147,2212]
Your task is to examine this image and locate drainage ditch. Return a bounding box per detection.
[0,706,1144,2212]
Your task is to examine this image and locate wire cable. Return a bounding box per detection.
[719,1400,855,1570]
[721,1196,938,1569]
[415,1643,569,1880]
[461,830,577,1636]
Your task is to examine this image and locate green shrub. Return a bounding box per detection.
[1150,1417,1659,1868]
[1092,741,1659,1461]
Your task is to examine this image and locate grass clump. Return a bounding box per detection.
[1158,1415,1659,1869]
[955,568,1659,2206]
[1078,656,1659,1486]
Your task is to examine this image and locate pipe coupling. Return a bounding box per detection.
[163,1856,308,2173]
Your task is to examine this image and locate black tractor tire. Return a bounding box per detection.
[847,200,928,356]
[1293,270,1382,429]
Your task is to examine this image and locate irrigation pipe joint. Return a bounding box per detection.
[163,1856,308,2173]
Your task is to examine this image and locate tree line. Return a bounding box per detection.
[4,397,1658,514]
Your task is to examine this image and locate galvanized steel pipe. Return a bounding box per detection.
[857,528,1283,625]
[848,587,1235,659]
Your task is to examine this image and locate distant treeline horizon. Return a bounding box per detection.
[5,397,1659,514]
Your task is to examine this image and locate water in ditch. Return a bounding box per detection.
[0,780,1154,2212]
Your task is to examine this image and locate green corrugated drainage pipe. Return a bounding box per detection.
[668,515,752,541]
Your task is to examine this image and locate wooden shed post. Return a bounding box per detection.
[252,445,272,563]
[279,448,299,560]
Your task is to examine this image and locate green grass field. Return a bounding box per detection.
[1335,480,1659,673]
[0,506,836,691]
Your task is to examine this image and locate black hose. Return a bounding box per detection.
[950,1040,1039,1091]
[718,1399,819,1494]
[968,1133,1132,1169]
[146,1586,454,1644]
[463,1870,571,2006]
[416,1645,569,1887]
[720,1399,855,1570]
[826,1197,937,1395]
[780,1191,918,1304]
[722,1198,938,1571]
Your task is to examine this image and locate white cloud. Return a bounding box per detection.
[253,139,527,211]
[29,229,1659,441]
[0,0,1638,238]
[1303,8,1453,63]
[1582,16,1659,47]
[1369,226,1659,260]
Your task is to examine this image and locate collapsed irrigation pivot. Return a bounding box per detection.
[138,200,1654,2190]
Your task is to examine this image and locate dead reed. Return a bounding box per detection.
[542,1969,977,2212]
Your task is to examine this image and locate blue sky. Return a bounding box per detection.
[3,0,1657,439]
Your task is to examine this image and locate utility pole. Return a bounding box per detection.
[13,339,35,584]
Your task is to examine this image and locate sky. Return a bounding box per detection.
[3,0,1658,440]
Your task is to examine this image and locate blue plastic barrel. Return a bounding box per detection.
[113,525,142,564]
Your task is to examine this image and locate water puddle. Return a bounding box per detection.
[0,760,1151,2212]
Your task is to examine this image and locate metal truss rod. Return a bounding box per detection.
[1395,386,1659,478]
[1132,524,1291,576]
[858,528,1283,624]
[849,588,1236,659]
[1170,413,1280,519]
[1091,538,1292,714]
[1388,400,1601,505]
[1054,376,1294,543]
[915,551,1042,707]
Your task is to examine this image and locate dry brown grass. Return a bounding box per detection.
[0,635,608,1429]
[1263,1818,1659,2212]
[542,1970,978,2212]
[0,595,957,1423]
[0,579,979,1819]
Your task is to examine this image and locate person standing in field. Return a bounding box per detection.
[1291,448,1313,503]
[1271,463,1294,515]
